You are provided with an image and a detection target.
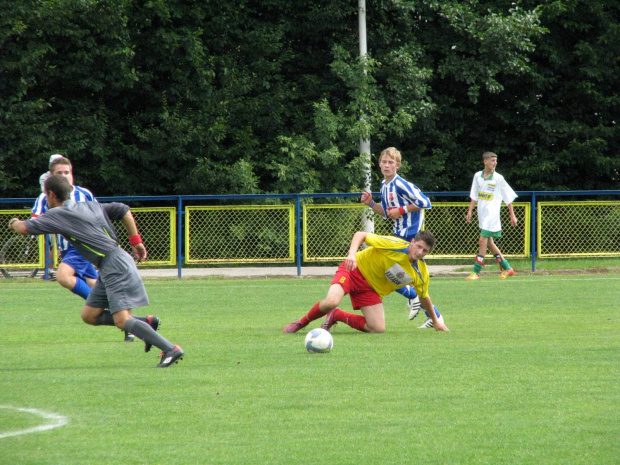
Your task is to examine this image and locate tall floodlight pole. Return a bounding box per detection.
[359,0,374,232]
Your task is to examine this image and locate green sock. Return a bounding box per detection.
[474,263,483,274]
[500,259,511,270]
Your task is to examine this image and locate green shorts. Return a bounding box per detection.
[481,229,502,238]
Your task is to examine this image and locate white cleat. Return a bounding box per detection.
[408,296,421,320]
[418,314,445,329]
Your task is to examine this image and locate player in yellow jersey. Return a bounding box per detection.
[283,230,449,333]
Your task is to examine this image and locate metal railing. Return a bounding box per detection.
[1,190,619,277]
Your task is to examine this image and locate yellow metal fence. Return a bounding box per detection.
[112,207,176,265]
[1,198,619,273]
[185,205,295,263]
[0,210,44,272]
[0,207,175,274]
[537,201,620,257]
[303,202,530,261]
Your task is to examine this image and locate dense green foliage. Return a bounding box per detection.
[1,0,617,196]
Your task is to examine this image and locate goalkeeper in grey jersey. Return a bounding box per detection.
[8,174,184,368]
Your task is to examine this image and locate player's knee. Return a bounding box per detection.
[80,308,97,325]
[112,310,132,331]
[321,297,340,311]
[56,274,74,290]
[366,323,386,333]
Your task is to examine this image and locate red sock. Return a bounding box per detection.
[300,302,325,326]
[333,309,367,332]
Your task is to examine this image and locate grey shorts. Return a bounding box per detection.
[86,248,149,312]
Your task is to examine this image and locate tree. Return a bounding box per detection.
[0,0,616,197]
[271,0,546,193]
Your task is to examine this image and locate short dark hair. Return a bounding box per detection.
[44,174,72,202]
[415,230,436,250]
[50,156,72,174]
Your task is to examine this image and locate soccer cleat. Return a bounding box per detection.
[418,314,445,329]
[144,315,161,353]
[283,320,307,334]
[408,296,421,320]
[465,272,480,280]
[499,269,515,279]
[123,332,135,342]
[156,345,184,368]
[321,309,338,332]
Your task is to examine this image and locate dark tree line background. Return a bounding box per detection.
[1,0,618,198]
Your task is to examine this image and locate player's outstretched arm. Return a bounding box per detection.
[8,218,28,235]
[466,199,476,223]
[361,191,387,217]
[508,204,518,227]
[344,231,368,271]
[360,191,373,205]
[420,296,449,332]
[121,211,148,262]
[132,243,147,263]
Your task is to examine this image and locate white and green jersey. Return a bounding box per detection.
[469,171,517,232]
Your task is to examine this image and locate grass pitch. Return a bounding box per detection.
[1,273,619,465]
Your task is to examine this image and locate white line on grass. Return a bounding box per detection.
[0,405,69,439]
[471,276,620,284]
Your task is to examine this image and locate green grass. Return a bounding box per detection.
[443,256,620,273]
[1,274,619,465]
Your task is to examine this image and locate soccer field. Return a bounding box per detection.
[1,274,619,465]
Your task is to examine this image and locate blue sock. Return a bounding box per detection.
[71,277,91,300]
[424,305,441,318]
[396,285,417,300]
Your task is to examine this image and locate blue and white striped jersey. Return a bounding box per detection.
[32,185,97,254]
[380,174,431,241]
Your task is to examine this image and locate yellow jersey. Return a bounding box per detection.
[356,234,430,299]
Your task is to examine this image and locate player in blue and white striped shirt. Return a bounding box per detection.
[361,147,442,328]
[32,156,139,341]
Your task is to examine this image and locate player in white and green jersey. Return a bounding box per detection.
[466,152,518,280]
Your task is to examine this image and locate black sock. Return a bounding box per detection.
[124,318,175,352]
[94,312,115,326]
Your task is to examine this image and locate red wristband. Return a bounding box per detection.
[398,206,406,215]
[129,234,142,246]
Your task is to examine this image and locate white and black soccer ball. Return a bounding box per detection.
[304,328,333,354]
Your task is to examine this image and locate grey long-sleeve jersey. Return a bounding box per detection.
[25,200,130,268]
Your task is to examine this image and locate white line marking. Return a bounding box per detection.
[0,405,69,439]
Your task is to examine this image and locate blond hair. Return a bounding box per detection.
[482,151,497,160]
[379,147,402,164]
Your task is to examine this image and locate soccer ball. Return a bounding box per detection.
[304,328,333,354]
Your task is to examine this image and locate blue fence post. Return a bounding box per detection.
[296,195,302,276]
[44,235,51,280]
[177,196,183,278]
[531,192,537,272]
